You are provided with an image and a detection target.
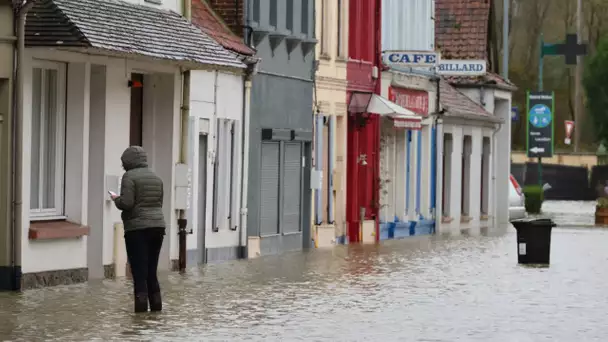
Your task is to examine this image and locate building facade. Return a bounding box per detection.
[312,0,349,248]
[186,0,257,264]
[245,0,316,257]
[345,0,383,244]
[379,0,436,239]
[434,0,514,234]
[3,0,248,290]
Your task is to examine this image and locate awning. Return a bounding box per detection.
[349,92,423,130]
[25,0,245,69]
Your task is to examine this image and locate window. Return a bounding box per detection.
[336,0,344,57]
[252,0,260,24]
[301,0,309,36]
[320,0,329,55]
[30,61,66,218]
[286,0,294,32]
[269,0,278,28]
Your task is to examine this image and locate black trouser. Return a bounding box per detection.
[124,228,165,295]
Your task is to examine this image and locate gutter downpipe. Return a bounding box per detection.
[239,62,255,258]
[10,0,35,291]
[433,75,444,235]
[491,120,502,228]
[177,0,192,273]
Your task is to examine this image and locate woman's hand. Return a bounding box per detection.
[111,194,119,200]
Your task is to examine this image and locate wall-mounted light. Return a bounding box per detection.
[128,80,143,88]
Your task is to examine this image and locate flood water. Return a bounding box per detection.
[1,201,607,341]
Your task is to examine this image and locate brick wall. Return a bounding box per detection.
[207,0,244,36]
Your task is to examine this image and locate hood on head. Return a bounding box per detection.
[121,146,148,170]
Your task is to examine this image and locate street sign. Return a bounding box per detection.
[382,50,439,67]
[511,106,519,121]
[565,120,574,145]
[527,91,554,158]
[437,60,487,76]
[541,33,588,65]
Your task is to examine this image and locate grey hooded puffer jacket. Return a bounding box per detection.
[114,146,166,232]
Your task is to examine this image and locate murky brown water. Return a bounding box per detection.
[1,202,607,341]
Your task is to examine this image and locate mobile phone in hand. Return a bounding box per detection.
[108,190,117,198]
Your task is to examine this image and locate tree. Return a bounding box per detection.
[583,37,608,145]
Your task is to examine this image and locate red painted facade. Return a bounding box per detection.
[346,0,382,243]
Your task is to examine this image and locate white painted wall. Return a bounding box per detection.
[21,49,180,274]
[188,70,244,254]
[381,70,436,221]
[382,0,435,51]
[122,0,182,14]
[445,124,463,233]
[455,86,512,227]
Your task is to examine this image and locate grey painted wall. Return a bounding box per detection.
[245,0,315,252]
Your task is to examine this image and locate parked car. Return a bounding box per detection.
[509,174,526,220]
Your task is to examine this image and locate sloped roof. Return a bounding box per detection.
[25,0,245,69]
[435,0,490,60]
[191,0,254,56]
[435,0,515,90]
[440,78,501,122]
[444,73,517,91]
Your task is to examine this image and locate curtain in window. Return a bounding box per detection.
[30,67,62,215]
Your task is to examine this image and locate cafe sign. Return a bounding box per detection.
[383,50,439,67]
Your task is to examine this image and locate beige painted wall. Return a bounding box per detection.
[313,0,348,246]
[511,151,598,170]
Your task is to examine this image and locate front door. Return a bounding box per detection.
[346,114,380,243]
[129,73,144,146]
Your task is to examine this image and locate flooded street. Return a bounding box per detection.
[2,201,608,341]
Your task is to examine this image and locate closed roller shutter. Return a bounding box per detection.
[283,142,302,234]
[260,142,280,235]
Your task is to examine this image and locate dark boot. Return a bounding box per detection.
[134,293,148,313]
[149,292,162,312]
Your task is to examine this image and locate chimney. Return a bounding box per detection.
[207,0,244,37]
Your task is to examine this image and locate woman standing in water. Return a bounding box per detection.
[111,146,166,313]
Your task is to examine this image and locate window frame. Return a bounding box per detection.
[29,59,67,220]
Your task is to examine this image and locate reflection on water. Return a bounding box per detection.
[1,224,608,341]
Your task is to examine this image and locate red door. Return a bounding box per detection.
[346,112,379,243]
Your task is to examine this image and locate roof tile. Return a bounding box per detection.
[26,0,245,68]
[435,0,490,60]
[435,0,515,90]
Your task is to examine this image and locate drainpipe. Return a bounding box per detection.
[239,61,256,257]
[10,0,35,290]
[432,75,444,234]
[177,0,192,273]
[491,121,502,228]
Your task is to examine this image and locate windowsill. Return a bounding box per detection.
[29,215,67,221]
[29,220,90,240]
[336,56,348,62]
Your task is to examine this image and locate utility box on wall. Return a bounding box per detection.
[174,163,190,210]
